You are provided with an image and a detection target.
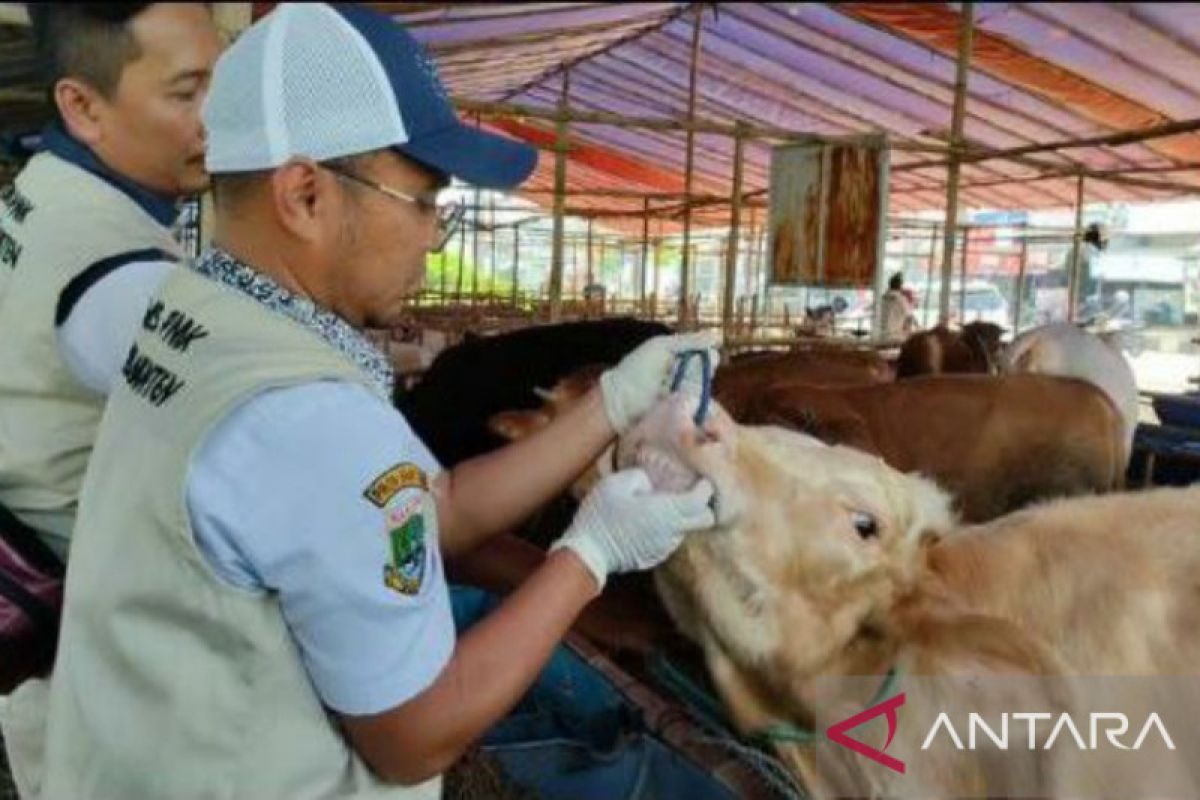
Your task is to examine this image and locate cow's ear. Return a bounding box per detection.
[488,409,552,441]
[917,529,943,549]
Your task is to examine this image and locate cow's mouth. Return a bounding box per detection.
[629,440,737,528]
[616,394,741,527]
[634,445,698,493]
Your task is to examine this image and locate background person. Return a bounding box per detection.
[880,271,917,339]
[0,3,222,559]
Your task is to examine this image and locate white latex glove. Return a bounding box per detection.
[550,468,716,590]
[599,331,721,434]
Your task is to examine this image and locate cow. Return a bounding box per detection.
[492,346,892,445]
[396,317,670,467]
[622,396,1200,798]
[494,366,1125,524]
[895,322,1006,378]
[1002,322,1140,467]
[738,374,1125,522]
[715,349,892,410]
[489,348,891,494]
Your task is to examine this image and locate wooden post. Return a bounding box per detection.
[455,225,466,302]
[470,189,481,307]
[679,3,704,329]
[652,235,661,320]
[438,247,447,301]
[722,122,746,334]
[869,136,891,340]
[816,145,832,284]
[586,217,595,286]
[757,210,769,313]
[924,225,938,327]
[548,71,570,322]
[1067,173,1086,322]
[958,225,971,322]
[746,206,759,299]
[571,239,579,299]
[597,237,605,316]
[615,241,624,308]
[488,193,497,296]
[939,1,975,324]
[1013,222,1028,334]
[640,198,650,307]
[511,225,520,306]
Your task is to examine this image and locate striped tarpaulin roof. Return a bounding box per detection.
[371,2,1200,231]
[5,3,1197,230]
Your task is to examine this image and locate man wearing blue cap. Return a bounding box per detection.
[6,4,720,797]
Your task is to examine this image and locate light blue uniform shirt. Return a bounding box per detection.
[186,380,455,715]
[57,253,454,716]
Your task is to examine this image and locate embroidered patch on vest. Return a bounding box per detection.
[383,500,426,596]
[364,462,428,508]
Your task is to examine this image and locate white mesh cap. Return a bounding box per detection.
[204,4,407,172]
[203,3,536,188]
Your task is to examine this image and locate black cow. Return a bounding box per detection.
[395,318,671,468]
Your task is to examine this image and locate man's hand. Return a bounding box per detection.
[550,468,715,590]
[599,331,720,434]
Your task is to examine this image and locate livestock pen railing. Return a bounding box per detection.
[417,210,1199,342]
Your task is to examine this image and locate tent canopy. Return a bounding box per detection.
[4,3,1200,231]
[378,2,1200,230]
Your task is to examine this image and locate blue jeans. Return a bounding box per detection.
[449,585,738,800]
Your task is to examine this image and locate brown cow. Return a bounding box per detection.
[492,350,891,491]
[896,322,1005,378]
[739,374,1125,522]
[715,349,892,410]
[495,367,1124,524]
[624,400,1200,798]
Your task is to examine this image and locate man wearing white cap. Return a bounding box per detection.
[6,4,720,798]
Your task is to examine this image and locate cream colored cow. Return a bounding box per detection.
[624,395,1200,798]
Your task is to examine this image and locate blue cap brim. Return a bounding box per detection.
[396,123,538,190]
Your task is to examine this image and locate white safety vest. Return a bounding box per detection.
[0,153,180,554]
[15,264,438,799]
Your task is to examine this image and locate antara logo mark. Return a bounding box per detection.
[826,692,907,774]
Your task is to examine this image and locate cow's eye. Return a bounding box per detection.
[850,511,878,540]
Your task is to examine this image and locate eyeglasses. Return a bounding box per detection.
[322,163,463,253]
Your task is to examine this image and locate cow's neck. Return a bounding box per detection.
[919,533,1017,614]
[753,610,905,736]
[901,534,1071,669]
